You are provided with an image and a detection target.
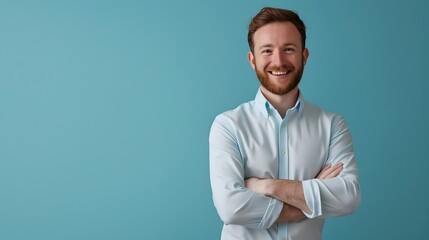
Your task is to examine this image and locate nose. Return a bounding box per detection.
[272,50,286,67]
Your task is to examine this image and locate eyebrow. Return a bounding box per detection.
[257,43,298,50]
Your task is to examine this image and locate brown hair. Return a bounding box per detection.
[248,7,306,52]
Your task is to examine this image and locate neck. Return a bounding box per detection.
[261,86,299,119]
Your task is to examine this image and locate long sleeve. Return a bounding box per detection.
[302,115,361,218]
[209,115,283,229]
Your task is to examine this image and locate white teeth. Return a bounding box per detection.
[271,71,288,75]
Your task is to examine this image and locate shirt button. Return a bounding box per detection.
[282,150,286,155]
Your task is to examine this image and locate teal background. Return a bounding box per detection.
[1,0,428,239]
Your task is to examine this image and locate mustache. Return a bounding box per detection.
[267,63,295,72]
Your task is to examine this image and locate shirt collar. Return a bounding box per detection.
[255,88,304,118]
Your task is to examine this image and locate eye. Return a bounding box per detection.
[261,49,272,55]
[284,47,295,53]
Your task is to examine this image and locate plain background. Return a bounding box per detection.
[1,0,428,239]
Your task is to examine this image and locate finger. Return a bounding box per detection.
[326,165,343,178]
[318,163,343,179]
[324,163,343,178]
[319,163,340,179]
[245,178,253,186]
[245,177,260,188]
[317,164,331,178]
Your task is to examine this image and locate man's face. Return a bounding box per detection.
[248,22,309,96]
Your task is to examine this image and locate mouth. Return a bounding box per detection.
[268,70,292,76]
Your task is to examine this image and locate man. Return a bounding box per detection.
[209,7,360,240]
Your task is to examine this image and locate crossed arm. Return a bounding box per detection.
[245,163,343,222]
[246,163,343,222]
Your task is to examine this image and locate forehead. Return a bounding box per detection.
[253,21,302,49]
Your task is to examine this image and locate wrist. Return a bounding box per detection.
[264,179,277,197]
[268,180,300,202]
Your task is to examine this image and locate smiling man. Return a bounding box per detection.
[209,7,361,240]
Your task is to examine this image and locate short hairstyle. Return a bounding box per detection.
[248,7,306,52]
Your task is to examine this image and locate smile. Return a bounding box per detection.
[269,70,291,76]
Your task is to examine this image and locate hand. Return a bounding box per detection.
[277,203,306,222]
[245,178,268,195]
[316,162,343,179]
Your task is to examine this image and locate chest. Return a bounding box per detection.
[236,116,330,180]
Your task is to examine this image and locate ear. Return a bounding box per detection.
[302,48,309,65]
[248,51,256,70]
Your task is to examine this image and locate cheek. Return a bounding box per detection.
[256,59,270,70]
[293,55,304,65]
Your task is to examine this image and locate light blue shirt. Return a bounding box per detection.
[209,89,360,240]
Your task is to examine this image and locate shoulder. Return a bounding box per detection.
[302,100,343,121]
[301,100,349,133]
[213,100,258,124]
[209,100,260,137]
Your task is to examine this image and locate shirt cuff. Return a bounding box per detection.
[302,179,322,218]
[257,197,283,229]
